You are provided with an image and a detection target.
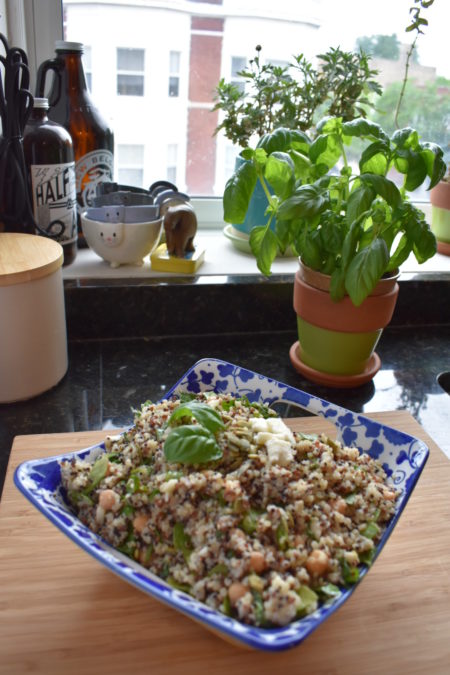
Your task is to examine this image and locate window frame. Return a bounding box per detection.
[116,47,145,97]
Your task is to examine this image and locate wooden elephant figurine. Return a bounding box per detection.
[162,203,197,258]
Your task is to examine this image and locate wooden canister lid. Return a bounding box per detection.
[0,233,63,287]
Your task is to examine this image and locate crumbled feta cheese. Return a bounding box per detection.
[265,438,294,467]
[160,478,178,495]
[249,417,295,466]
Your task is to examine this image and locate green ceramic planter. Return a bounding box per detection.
[291,263,400,386]
[296,316,382,376]
[430,180,450,255]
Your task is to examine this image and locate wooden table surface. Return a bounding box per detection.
[1,411,449,675]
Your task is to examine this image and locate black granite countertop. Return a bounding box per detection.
[1,270,449,498]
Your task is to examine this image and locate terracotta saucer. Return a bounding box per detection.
[289,341,381,388]
[437,239,450,256]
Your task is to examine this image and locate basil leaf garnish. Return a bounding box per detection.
[164,425,223,464]
[168,401,225,434]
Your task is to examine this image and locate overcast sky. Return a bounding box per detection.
[316,0,449,78]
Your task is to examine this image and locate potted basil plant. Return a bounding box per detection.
[214,46,381,240]
[223,117,446,386]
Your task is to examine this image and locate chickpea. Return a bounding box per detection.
[383,489,396,501]
[332,498,347,515]
[133,513,149,533]
[98,489,117,511]
[228,582,248,606]
[305,549,329,577]
[249,551,266,573]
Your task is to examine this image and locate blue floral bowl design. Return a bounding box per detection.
[14,358,428,651]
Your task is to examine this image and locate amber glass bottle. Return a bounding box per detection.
[36,41,114,246]
[23,98,77,265]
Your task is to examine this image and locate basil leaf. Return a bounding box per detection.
[345,238,389,306]
[249,225,278,276]
[223,160,257,224]
[264,152,295,199]
[164,425,223,464]
[168,401,225,434]
[277,184,329,221]
[360,174,401,208]
[346,184,375,227]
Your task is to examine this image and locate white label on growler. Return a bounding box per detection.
[75,149,114,210]
[30,162,77,243]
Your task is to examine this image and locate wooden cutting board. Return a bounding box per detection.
[1,411,449,675]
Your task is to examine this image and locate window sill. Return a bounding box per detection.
[62,226,450,283]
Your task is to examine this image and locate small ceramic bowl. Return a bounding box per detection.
[81,213,163,268]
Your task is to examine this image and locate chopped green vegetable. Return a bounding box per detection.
[251,589,266,626]
[296,585,318,616]
[359,549,376,566]
[317,583,341,598]
[167,577,191,593]
[173,522,192,562]
[340,557,360,585]
[275,517,289,551]
[121,504,135,517]
[85,454,109,493]
[68,490,93,506]
[179,392,196,403]
[241,509,261,535]
[362,521,380,539]
[222,595,232,616]
[345,492,358,505]
[207,563,228,577]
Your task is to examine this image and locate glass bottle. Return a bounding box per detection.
[23,97,77,265]
[36,41,114,246]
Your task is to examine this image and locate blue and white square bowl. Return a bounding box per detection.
[14,358,428,651]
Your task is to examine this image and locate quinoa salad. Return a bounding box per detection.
[61,392,399,628]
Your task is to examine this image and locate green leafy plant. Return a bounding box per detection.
[223,117,446,306]
[213,46,381,149]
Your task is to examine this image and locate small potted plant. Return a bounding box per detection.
[223,116,446,386]
[213,46,381,239]
[430,168,450,256]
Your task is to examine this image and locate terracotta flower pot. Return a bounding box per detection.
[430,180,450,256]
[290,262,399,387]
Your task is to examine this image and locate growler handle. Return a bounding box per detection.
[35,58,62,107]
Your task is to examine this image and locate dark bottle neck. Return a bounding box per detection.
[30,108,49,123]
[56,51,89,98]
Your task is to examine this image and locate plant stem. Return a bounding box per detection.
[394,37,417,129]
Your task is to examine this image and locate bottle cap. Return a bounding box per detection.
[55,41,83,52]
[33,97,49,109]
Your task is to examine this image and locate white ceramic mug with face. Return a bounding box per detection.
[81,213,163,267]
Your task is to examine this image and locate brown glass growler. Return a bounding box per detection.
[36,41,114,247]
[23,98,77,265]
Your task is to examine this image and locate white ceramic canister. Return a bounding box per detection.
[0,233,68,402]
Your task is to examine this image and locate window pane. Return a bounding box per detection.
[82,45,92,70]
[117,74,144,96]
[169,76,179,97]
[167,166,177,183]
[118,168,144,188]
[117,48,144,71]
[167,144,177,165]
[170,50,180,73]
[231,57,246,77]
[117,144,144,164]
